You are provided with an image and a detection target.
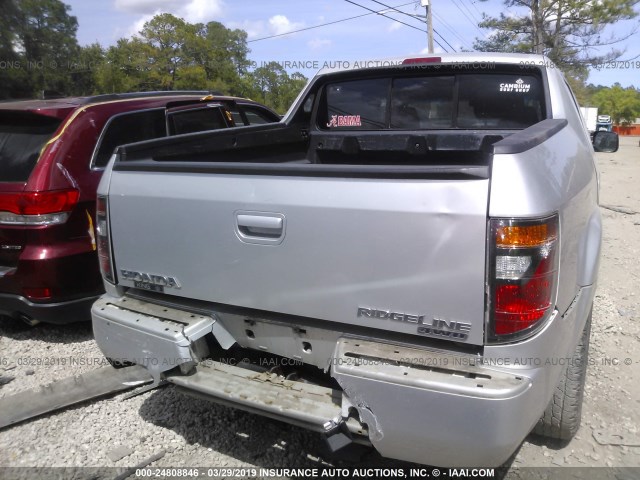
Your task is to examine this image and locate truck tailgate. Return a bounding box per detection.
[108,171,489,345]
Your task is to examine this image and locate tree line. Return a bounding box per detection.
[0,1,306,113]
[1,0,639,122]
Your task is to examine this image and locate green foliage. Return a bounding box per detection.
[95,14,258,94]
[94,14,307,113]
[174,65,208,90]
[248,62,308,113]
[0,0,82,98]
[566,75,590,106]
[0,1,21,63]
[474,0,638,90]
[0,0,29,98]
[0,5,307,110]
[94,38,153,93]
[138,13,190,90]
[68,43,105,96]
[591,84,640,125]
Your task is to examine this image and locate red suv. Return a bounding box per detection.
[0,92,279,325]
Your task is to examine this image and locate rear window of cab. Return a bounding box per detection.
[320,72,546,130]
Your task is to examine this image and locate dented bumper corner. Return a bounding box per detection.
[331,338,538,467]
[92,295,233,383]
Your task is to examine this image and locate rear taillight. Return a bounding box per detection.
[96,195,116,284]
[0,189,79,226]
[488,215,559,343]
[23,287,53,300]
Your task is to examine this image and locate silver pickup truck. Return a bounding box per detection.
[92,53,618,467]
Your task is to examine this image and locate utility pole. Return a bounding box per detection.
[421,0,434,53]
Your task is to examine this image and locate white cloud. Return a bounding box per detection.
[227,19,266,39]
[268,15,304,36]
[182,0,220,23]
[388,22,403,32]
[128,13,154,37]
[117,0,224,36]
[229,15,304,40]
[308,38,332,50]
[116,0,186,14]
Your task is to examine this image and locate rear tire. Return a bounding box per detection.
[107,358,133,369]
[533,307,592,440]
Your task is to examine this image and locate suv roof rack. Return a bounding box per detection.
[82,91,224,104]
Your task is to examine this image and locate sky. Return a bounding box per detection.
[64,0,640,88]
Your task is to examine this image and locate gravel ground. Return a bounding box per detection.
[1,136,639,477]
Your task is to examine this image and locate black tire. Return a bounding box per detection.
[107,357,134,369]
[533,307,592,440]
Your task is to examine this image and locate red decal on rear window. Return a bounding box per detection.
[327,115,362,127]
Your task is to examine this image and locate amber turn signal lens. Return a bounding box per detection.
[495,223,557,248]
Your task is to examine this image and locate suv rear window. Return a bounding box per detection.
[93,109,166,168]
[167,107,227,135]
[229,105,280,126]
[243,106,279,125]
[321,72,545,130]
[0,112,62,182]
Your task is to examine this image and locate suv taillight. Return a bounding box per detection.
[0,189,79,225]
[488,215,559,343]
[96,195,116,284]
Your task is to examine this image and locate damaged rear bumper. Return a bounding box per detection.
[167,361,368,439]
[331,339,534,466]
[92,295,543,467]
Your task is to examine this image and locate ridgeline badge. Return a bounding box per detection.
[357,307,471,341]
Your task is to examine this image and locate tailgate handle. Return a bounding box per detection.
[237,214,284,239]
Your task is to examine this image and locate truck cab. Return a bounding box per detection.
[596,114,613,131]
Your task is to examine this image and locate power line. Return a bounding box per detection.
[450,0,484,35]
[432,11,474,50]
[432,11,471,47]
[459,0,481,24]
[342,0,449,52]
[342,0,426,33]
[450,0,482,31]
[247,1,417,43]
[469,0,484,18]
[367,0,457,52]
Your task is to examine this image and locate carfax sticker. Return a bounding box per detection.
[499,78,531,93]
[327,115,362,127]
